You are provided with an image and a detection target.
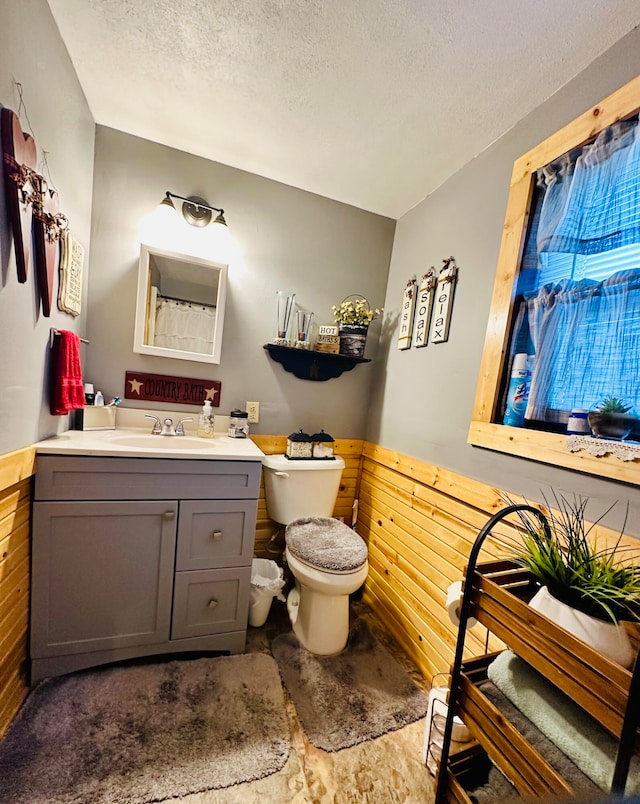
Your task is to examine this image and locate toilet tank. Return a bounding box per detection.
[262,454,345,524]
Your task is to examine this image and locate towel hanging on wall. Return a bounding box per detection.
[49,329,85,415]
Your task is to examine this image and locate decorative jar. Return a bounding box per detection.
[228,409,249,438]
[311,430,335,458]
[286,430,313,459]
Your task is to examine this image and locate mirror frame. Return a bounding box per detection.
[133,244,228,365]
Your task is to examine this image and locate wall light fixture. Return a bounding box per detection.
[160,191,227,228]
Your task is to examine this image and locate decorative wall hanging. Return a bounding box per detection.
[1,107,37,283]
[429,257,458,344]
[33,178,68,317]
[397,276,417,350]
[58,229,84,317]
[124,371,222,407]
[411,269,436,348]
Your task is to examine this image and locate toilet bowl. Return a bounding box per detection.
[262,455,369,655]
[285,517,368,655]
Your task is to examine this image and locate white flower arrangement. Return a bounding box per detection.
[332,297,383,327]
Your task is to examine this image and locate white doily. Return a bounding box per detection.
[565,435,640,462]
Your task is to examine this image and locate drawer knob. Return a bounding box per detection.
[208,598,218,609]
[212,530,223,541]
[163,511,176,520]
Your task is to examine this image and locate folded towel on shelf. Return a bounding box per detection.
[479,679,599,795]
[49,330,85,416]
[487,649,640,795]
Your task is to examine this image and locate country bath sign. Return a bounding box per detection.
[124,371,222,407]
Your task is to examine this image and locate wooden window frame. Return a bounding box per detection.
[468,74,640,486]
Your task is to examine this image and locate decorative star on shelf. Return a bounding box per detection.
[128,378,142,394]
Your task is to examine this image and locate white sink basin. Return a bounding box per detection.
[34,425,265,460]
[107,435,215,450]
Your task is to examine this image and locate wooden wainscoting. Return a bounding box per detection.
[357,442,640,684]
[357,443,512,683]
[250,436,364,559]
[0,447,36,738]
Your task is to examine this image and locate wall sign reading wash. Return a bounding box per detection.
[397,276,417,350]
[124,371,222,406]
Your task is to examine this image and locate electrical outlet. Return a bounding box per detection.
[246,401,259,423]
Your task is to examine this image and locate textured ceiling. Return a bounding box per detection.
[47,1,639,218]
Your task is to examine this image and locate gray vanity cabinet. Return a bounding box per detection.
[31,455,261,683]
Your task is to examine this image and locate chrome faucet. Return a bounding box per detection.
[175,417,193,436]
[145,414,162,435]
[145,414,193,436]
[160,418,176,436]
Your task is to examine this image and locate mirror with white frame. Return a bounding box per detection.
[133,244,228,364]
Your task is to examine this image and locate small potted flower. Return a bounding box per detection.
[588,396,636,440]
[332,296,383,357]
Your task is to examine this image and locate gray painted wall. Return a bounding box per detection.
[367,26,640,531]
[85,127,393,438]
[0,0,95,455]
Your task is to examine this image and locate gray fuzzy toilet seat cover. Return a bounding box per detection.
[285,517,368,571]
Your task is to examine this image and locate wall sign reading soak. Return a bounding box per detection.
[124,371,222,406]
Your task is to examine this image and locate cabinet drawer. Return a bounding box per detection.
[171,567,250,640]
[176,499,257,570]
[35,456,261,500]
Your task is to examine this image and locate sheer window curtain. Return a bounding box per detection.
[509,116,640,423]
[154,298,216,355]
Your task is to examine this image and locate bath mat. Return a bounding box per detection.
[271,618,428,751]
[0,653,290,803]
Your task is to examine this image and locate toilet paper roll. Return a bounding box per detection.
[446,581,478,629]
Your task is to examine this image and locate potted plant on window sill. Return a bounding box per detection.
[507,492,640,667]
[588,396,637,440]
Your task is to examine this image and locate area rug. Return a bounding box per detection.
[0,653,290,804]
[271,618,428,752]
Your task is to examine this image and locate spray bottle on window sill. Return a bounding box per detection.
[503,353,531,427]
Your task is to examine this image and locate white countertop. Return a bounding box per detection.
[34,428,265,461]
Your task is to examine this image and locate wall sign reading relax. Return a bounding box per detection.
[124,371,222,406]
[429,257,458,344]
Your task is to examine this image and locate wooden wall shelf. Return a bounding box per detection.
[263,343,370,381]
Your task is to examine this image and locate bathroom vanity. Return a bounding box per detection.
[30,429,263,682]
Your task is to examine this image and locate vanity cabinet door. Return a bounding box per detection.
[171,567,251,639]
[176,500,258,570]
[31,501,177,658]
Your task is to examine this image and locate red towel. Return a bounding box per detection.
[49,330,85,415]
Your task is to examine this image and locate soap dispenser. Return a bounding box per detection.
[197,399,215,438]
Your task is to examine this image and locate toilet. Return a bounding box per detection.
[262,454,368,655]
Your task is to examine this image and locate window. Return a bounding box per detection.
[469,75,640,486]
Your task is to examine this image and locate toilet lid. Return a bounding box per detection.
[285,517,368,572]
